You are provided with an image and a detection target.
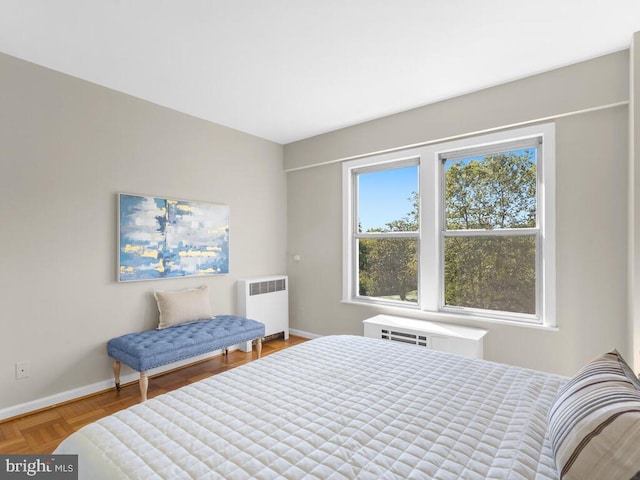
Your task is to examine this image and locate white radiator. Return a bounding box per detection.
[363,314,487,359]
[237,275,289,339]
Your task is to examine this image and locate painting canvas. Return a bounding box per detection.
[118,194,229,281]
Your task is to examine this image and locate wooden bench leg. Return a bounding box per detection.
[139,372,148,402]
[256,337,262,358]
[113,361,121,391]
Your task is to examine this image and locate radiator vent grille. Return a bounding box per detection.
[249,278,286,296]
[380,329,430,348]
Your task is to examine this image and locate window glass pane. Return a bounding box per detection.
[358,165,418,232]
[444,148,536,230]
[444,236,536,314]
[358,237,418,303]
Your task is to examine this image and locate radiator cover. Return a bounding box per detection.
[363,314,487,359]
[238,275,289,339]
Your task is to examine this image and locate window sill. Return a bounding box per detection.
[341,299,559,332]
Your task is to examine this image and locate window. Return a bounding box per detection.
[343,124,555,326]
[440,139,539,318]
[352,160,419,304]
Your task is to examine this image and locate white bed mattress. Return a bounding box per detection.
[55,335,567,479]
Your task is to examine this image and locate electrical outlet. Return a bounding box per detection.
[16,361,29,380]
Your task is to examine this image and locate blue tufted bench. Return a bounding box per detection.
[107,315,265,401]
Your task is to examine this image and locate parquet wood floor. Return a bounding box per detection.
[0,335,307,454]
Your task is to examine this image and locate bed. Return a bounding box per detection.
[55,335,568,479]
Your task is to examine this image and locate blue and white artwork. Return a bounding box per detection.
[118,194,229,281]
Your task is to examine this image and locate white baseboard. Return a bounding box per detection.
[0,378,119,422]
[0,347,234,422]
[289,328,322,339]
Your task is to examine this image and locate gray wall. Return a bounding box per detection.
[0,52,287,411]
[285,51,630,376]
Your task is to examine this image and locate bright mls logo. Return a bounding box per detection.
[0,455,77,480]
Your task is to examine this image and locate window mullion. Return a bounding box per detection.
[421,147,439,312]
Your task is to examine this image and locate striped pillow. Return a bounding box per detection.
[547,350,640,480]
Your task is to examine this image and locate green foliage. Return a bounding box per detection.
[445,152,536,230]
[359,237,417,301]
[444,236,536,314]
[444,151,537,313]
[359,192,418,302]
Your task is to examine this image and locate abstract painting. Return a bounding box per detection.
[118,193,229,282]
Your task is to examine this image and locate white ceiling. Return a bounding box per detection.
[1,1,640,144]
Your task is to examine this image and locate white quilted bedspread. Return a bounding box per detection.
[55,335,567,479]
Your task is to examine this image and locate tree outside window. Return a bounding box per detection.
[442,148,538,315]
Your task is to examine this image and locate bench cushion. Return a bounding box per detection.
[107,315,265,372]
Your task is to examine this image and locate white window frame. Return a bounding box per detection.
[342,123,556,327]
[349,158,420,307]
